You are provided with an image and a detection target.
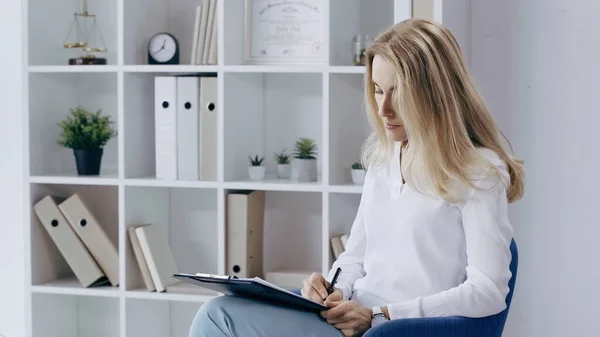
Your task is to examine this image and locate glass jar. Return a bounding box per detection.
[352,35,373,66]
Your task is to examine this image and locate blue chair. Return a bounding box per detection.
[294,239,518,337]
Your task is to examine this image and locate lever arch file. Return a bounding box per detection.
[58,193,120,286]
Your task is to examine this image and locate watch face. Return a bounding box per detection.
[149,33,177,63]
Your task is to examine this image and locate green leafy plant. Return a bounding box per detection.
[293,138,318,159]
[352,162,364,170]
[274,149,291,164]
[57,106,117,149]
[249,155,264,166]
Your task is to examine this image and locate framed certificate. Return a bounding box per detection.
[244,0,326,65]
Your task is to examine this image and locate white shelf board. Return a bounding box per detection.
[328,183,364,194]
[223,175,324,192]
[124,177,219,189]
[223,65,326,73]
[329,66,366,74]
[28,65,120,73]
[29,174,120,186]
[122,65,219,73]
[30,278,120,297]
[125,289,218,303]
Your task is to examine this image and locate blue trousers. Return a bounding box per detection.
[189,295,345,337]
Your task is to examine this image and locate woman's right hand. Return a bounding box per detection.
[301,272,343,303]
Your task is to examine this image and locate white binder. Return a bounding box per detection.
[226,190,265,278]
[176,76,200,181]
[202,0,217,64]
[155,76,178,180]
[199,76,218,181]
[58,193,120,286]
[33,195,110,288]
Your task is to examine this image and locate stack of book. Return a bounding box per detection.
[330,233,348,260]
[190,0,218,65]
[127,224,179,292]
[33,194,119,288]
[154,74,218,181]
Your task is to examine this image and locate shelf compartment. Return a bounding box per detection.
[124,0,217,65]
[329,73,371,186]
[126,299,203,337]
[28,0,118,66]
[329,0,394,66]
[124,186,219,296]
[123,72,219,181]
[223,72,324,186]
[328,193,361,268]
[246,190,323,279]
[28,72,119,177]
[32,293,119,337]
[30,183,119,290]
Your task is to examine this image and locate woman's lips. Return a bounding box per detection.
[385,123,401,130]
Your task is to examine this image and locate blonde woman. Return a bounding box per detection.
[189,18,524,337]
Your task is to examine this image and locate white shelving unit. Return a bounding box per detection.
[23,0,470,336]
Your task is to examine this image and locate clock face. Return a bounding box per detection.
[149,33,177,63]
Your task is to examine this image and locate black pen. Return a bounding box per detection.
[327,267,342,295]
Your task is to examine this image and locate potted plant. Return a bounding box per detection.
[248,155,265,180]
[274,149,291,179]
[291,137,318,182]
[351,162,366,184]
[57,106,117,176]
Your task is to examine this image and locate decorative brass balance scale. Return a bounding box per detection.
[63,0,108,65]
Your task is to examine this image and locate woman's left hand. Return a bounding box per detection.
[320,299,372,337]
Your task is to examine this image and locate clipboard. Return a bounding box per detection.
[173,273,328,312]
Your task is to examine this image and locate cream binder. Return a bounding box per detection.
[155,76,178,180]
[202,0,217,64]
[226,190,265,278]
[412,0,434,20]
[177,76,200,181]
[33,195,109,288]
[58,194,120,286]
[135,224,179,292]
[128,224,156,291]
[199,76,218,181]
[195,0,211,64]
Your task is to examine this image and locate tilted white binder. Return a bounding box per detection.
[176,76,200,181]
[58,193,120,286]
[155,76,178,180]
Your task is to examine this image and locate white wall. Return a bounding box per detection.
[471,0,600,336]
[0,0,26,335]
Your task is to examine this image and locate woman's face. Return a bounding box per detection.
[372,55,407,142]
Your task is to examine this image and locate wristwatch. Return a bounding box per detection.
[371,306,389,327]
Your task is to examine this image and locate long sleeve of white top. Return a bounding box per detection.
[386,165,514,320]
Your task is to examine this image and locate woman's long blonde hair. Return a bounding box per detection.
[361,18,524,203]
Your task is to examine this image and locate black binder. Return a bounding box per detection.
[173,273,328,312]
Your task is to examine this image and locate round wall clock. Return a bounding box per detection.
[148,32,179,65]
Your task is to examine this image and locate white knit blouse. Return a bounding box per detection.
[327,143,514,320]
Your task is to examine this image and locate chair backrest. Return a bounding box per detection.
[487,238,519,335]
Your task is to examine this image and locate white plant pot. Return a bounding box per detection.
[248,166,266,181]
[277,164,291,179]
[291,158,317,182]
[351,169,366,185]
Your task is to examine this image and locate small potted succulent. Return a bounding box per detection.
[351,162,366,184]
[57,106,117,176]
[274,149,291,179]
[248,155,265,180]
[291,137,318,182]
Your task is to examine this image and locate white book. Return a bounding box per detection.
[135,224,179,292]
[207,7,218,65]
[202,0,217,64]
[198,76,218,181]
[196,0,211,64]
[154,76,178,180]
[176,76,200,180]
[128,224,156,291]
[190,6,203,65]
